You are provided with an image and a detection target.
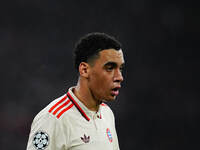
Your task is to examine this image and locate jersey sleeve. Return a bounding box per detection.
[26,111,70,150]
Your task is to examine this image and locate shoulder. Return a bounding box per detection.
[33,94,74,125]
[48,94,74,119]
[101,102,112,112]
[28,95,74,150]
[100,102,115,118]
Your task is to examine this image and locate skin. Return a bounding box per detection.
[74,49,125,111]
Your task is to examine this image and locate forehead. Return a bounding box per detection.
[97,49,125,65]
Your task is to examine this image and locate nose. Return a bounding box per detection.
[114,69,123,82]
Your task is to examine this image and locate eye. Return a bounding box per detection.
[119,67,122,72]
[120,64,125,72]
[105,65,114,72]
[120,66,125,72]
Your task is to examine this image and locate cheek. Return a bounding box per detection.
[90,72,111,89]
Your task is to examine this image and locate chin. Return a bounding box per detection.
[104,96,116,102]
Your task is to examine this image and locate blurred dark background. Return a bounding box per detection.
[0,0,200,150]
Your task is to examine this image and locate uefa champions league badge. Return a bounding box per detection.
[106,128,113,142]
[32,131,49,150]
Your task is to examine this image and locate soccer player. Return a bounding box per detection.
[26,32,125,150]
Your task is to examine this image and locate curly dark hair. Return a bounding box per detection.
[74,32,122,71]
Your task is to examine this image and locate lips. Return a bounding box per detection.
[111,86,121,96]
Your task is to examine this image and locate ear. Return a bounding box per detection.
[79,62,90,78]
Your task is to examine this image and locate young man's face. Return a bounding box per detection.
[88,49,125,102]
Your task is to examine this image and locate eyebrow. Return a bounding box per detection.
[104,61,125,68]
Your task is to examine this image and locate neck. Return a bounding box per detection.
[73,78,100,111]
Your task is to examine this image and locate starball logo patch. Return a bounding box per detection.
[33,131,49,150]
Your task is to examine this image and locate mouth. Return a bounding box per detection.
[111,86,121,96]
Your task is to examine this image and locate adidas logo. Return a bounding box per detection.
[81,134,90,143]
